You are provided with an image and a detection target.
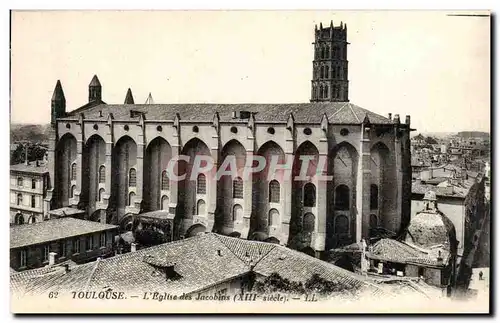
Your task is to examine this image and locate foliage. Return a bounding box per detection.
[252,272,359,297]
[10,143,47,165]
[135,228,166,247]
[424,136,438,144]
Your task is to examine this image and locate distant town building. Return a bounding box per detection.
[411,174,486,257]
[368,191,458,293]
[10,160,49,225]
[10,217,118,272]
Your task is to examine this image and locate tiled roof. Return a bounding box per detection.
[368,239,449,267]
[64,102,393,125]
[412,182,468,198]
[48,207,86,217]
[10,162,48,174]
[11,233,386,297]
[10,218,118,249]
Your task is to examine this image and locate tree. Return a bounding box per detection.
[424,136,438,145]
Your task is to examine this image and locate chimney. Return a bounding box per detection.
[405,115,411,125]
[436,250,443,266]
[393,114,400,124]
[35,160,39,167]
[131,243,137,252]
[388,113,392,121]
[24,144,29,165]
[49,252,57,266]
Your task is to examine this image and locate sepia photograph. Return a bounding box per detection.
[8,9,491,314]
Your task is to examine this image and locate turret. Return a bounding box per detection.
[124,88,135,104]
[88,75,102,103]
[51,80,66,127]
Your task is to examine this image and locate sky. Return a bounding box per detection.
[10,10,490,133]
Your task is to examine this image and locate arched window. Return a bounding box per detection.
[303,183,316,207]
[70,185,76,198]
[334,215,349,235]
[128,168,136,187]
[161,170,169,191]
[320,65,324,78]
[197,174,206,194]
[15,213,24,225]
[319,85,324,99]
[332,67,337,79]
[31,216,36,224]
[321,46,325,59]
[335,185,350,210]
[17,193,23,206]
[128,192,135,206]
[324,85,329,98]
[268,208,279,227]
[336,85,340,98]
[303,213,315,233]
[333,85,338,98]
[370,184,379,209]
[313,85,317,99]
[325,66,329,79]
[269,180,280,203]
[197,199,206,215]
[98,165,106,183]
[71,163,77,181]
[161,195,169,210]
[370,214,378,229]
[98,188,105,202]
[233,177,243,199]
[17,177,23,187]
[326,45,330,58]
[233,204,243,222]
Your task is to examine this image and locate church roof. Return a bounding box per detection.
[64,102,394,125]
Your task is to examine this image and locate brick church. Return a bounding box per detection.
[45,21,412,256]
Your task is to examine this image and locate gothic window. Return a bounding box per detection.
[70,185,76,198]
[99,165,106,183]
[325,66,329,79]
[268,208,279,226]
[128,192,135,206]
[98,188,105,202]
[71,163,77,181]
[321,46,325,59]
[319,85,324,99]
[326,45,331,58]
[335,86,340,98]
[233,177,243,199]
[161,195,169,210]
[129,168,137,187]
[197,199,206,215]
[320,65,324,78]
[269,180,280,203]
[334,215,349,235]
[324,85,329,98]
[17,193,23,206]
[370,214,378,229]
[197,174,206,194]
[161,170,169,191]
[333,85,338,98]
[233,204,243,222]
[335,185,350,210]
[370,184,379,209]
[313,85,317,99]
[303,213,315,233]
[303,183,316,207]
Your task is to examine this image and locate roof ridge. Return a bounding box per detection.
[328,102,349,120]
[85,258,102,290]
[348,103,361,123]
[212,233,276,265]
